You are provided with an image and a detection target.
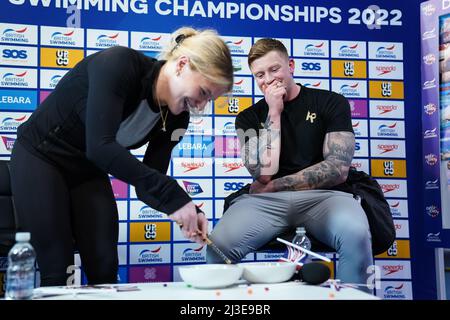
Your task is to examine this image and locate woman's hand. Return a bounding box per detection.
[170,202,208,244]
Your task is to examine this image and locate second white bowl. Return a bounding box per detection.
[238,262,296,284]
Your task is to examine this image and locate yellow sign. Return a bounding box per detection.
[375,240,410,259]
[369,81,404,99]
[40,48,84,68]
[130,222,171,242]
[331,60,367,78]
[215,96,252,115]
[371,160,407,178]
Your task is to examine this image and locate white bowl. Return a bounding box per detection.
[179,264,243,289]
[238,262,296,284]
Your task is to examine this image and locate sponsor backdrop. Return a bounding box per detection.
[421,0,450,249]
[0,0,436,299]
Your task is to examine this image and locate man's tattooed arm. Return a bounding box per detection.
[238,115,281,181]
[270,131,355,191]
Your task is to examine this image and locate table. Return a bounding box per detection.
[32,280,379,300]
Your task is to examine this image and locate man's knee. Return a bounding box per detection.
[205,235,244,264]
[335,221,372,253]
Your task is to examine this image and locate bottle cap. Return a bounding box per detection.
[15,232,30,242]
[296,227,306,234]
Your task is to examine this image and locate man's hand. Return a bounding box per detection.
[263,80,286,116]
[249,179,275,194]
[170,202,208,244]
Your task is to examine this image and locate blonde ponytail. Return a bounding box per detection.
[159,27,233,91]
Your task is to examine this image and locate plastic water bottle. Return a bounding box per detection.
[291,227,312,264]
[5,232,36,300]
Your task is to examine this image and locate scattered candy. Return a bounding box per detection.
[187,284,192,288]
[247,288,253,295]
[163,284,167,287]
[216,291,221,296]
[264,287,270,292]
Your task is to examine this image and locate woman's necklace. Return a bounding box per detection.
[156,94,168,132]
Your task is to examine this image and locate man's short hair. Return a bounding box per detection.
[248,38,289,67]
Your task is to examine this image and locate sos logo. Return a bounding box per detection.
[224,182,245,191]
[2,49,27,59]
[301,62,321,71]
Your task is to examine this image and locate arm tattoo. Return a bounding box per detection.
[271,131,355,191]
[239,115,280,179]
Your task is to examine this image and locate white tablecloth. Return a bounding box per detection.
[33,280,379,300]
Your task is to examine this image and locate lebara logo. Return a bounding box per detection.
[421,4,436,16]
[424,103,437,115]
[138,206,164,219]
[303,81,322,88]
[139,36,163,51]
[226,39,244,54]
[427,232,441,242]
[423,78,436,90]
[423,54,436,65]
[422,28,436,40]
[425,153,438,166]
[1,71,28,87]
[96,33,119,47]
[377,123,398,137]
[424,128,438,139]
[1,136,15,151]
[181,161,205,173]
[50,30,75,46]
[426,205,440,218]
[384,284,406,299]
[138,247,163,263]
[376,45,396,59]
[339,83,359,97]
[182,181,203,196]
[182,245,205,262]
[0,115,27,131]
[304,42,325,56]
[1,27,28,43]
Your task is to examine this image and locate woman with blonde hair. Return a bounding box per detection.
[10,27,233,286]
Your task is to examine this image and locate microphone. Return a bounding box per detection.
[292,262,331,285]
